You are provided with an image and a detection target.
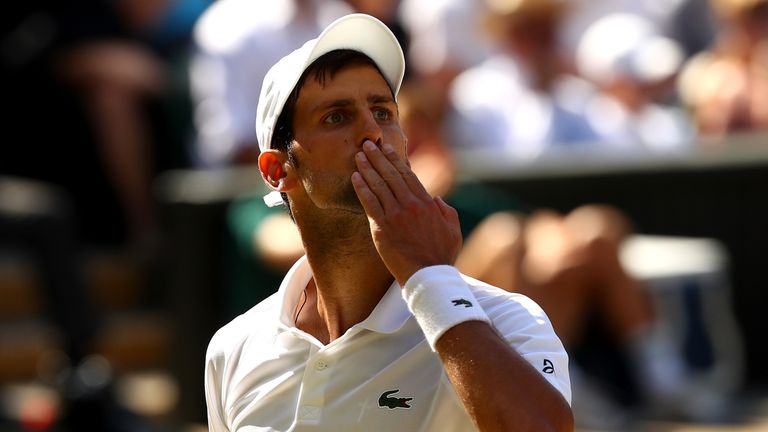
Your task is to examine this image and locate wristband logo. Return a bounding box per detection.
[542,359,555,374]
[451,298,473,308]
[378,389,413,409]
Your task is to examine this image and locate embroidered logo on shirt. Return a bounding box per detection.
[451,298,473,308]
[378,389,413,409]
[542,359,555,374]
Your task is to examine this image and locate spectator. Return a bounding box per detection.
[678,0,768,136]
[446,0,606,159]
[2,0,206,252]
[398,0,494,107]
[574,13,695,153]
[561,0,717,57]
[189,0,353,168]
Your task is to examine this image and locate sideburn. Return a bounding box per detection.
[287,141,300,169]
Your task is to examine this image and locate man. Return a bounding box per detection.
[204,13,572,431]
[678,0,768,135]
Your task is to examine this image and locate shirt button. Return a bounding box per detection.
[315,360,328,371]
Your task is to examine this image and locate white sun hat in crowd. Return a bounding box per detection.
[575,13,684,86]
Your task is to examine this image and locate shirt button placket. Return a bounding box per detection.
[297,353,331,425]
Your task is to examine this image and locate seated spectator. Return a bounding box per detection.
[398,0,495,106]
[2,0,207,252]
[189,0,354,168]
[560,0,717,58]
[574,13,695,153]
[446,0,607,159]
[677,0,768,136]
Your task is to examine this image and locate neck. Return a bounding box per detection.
[295,210,394,343]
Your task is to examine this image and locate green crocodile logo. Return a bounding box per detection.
[378,389,412,409]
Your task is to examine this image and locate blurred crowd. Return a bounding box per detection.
[2,0,768,430]
[189,0,767,170]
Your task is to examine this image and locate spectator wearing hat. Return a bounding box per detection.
[574,13,695,153]
[446,0,606,159]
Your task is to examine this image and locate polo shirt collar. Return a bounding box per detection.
[274,256,412,334]
[276,255,314,327]
[358,282,412,334]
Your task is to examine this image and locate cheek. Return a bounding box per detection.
[384,125,407,152]
[299,130,359,155]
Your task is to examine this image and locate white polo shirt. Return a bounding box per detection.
[205,257,570,431]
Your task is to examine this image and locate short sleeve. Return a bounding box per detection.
[477,288,572,404]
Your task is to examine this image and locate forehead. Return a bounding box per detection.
[295,63,394,106]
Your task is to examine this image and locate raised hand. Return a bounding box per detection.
[351,140,462,286]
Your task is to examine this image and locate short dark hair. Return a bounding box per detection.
[270,49,391,210]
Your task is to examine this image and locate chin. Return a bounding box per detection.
[312,185,365,215]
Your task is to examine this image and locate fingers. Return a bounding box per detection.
[358,141,412,203]
[355,147,397,212]
[351,171,384,219]
[379,142,431,200]
[354,141,431,213]
[354,143,464,277]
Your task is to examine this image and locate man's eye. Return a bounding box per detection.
[323,112,344,124]
[374,108,391,121]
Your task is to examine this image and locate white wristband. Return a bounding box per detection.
[402,265,491,350]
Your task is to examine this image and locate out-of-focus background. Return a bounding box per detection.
[1,0,767,430]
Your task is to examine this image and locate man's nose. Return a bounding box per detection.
[357,111,384,147]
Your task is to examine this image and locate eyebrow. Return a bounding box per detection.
[368,94,396,105]
[311,93,396,114]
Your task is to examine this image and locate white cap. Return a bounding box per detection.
[256,13,405,153]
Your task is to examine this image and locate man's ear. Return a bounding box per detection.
[258,149,294,192]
